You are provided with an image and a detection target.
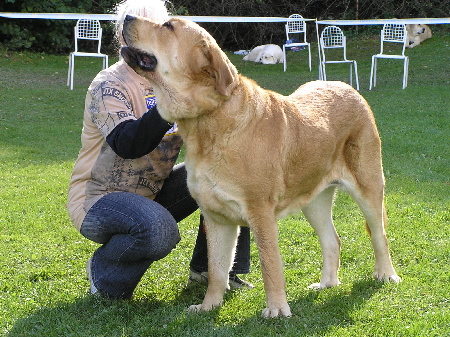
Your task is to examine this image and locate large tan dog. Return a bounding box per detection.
[406,24,432,48]
[121,16,401,318]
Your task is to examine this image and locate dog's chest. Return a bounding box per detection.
[187,162,246,221]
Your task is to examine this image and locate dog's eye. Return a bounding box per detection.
[162,21,174,30]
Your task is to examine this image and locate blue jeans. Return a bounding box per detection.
[80,163,250,299]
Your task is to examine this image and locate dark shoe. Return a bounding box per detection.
[228,273,254,289]
[188,268,254,289]
[187,268,209,286]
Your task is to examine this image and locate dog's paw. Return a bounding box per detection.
[261,305,292,318]
[187,304,204,313]
[374,271,402,283]
[187,302,219,313]
[307,282,323,290]
[307,279,341,290]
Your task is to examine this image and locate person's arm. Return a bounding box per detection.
[106,105,173,159]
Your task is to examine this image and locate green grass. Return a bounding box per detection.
[1,31,449,336]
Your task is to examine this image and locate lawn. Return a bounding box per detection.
[0,29,449,336]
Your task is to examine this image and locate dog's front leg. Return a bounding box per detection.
[252,218,291,318]
[188,217,239,313]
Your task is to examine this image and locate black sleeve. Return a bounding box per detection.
[106,105,173,159]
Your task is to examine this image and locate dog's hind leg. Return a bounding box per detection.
[188,215,239,313]
[346,181,401,283]
[302,186,341,289]
[342,135,401,283]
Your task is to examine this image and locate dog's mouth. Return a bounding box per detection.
[121,46,157,71]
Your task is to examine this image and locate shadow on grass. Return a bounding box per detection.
[8,279,384,336]
[288,279,385,330]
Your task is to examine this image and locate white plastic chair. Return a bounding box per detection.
[282,14,311,72]
[67,19,108,90]
[370,24,409,90]
[319,26,359,90]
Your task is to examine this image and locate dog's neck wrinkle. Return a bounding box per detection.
[176,108,238,155]
[175,75,281,158]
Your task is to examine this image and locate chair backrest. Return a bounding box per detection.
[320,26,348,61]
[380,24,407,55]
[285,14,307,43]
[74,19,103,53]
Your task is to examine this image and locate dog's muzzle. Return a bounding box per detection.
[121,15,157,71]
[121,47,157,71]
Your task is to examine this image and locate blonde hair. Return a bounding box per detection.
[115,0,169,42]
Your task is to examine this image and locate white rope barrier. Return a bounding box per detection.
[0,13,117,20]
[0,12,316,22]
[317,18,450,25]
[1,13,448,25]
[181,16,316,23]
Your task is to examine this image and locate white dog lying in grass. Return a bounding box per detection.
[406,24,432,48]
[243,44,283,64]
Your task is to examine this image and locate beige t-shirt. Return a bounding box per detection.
[68,60,183,230]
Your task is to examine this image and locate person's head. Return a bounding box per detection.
[115,0,169,46]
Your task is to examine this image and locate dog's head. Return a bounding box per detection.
[260,52,278,65]
[121,16,239,122]
[407,24,426,37]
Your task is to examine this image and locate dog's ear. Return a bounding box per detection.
[202,42,238,97]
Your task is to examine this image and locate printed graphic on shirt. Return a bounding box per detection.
[90,108,118,135]
[89,81,135,137]
[165,123,178,136]
[137,176,161,195]
[145,94,156,110]
[102,87,132,110]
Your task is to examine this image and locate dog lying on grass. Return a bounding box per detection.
[406,24,432,48]
[121,15,401,318]
[243,44,284,64]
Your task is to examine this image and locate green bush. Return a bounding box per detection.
[0,0,118,53]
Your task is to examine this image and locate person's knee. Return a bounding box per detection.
[150,217,180,260]
[133,211,180,261]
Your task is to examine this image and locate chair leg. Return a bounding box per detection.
[307,45,312,71]
[67,54,72,87]
[369,56,376,90]
[353,61,359,91]
[69,54,74,90]
[283,46,287,72]
[349,63,353,87]
[373,57,377,88]
[403,57,409,89]
[406,57,409,87]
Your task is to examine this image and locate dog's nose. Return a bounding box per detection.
[124,15,135,23]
